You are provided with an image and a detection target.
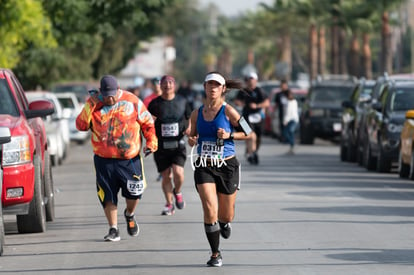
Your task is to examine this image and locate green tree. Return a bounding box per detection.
[15,0,170,89]
[0,0,56,68]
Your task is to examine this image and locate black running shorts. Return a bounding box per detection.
[94,154,145,207]
[154,146,187,173]
[194,157,240,195]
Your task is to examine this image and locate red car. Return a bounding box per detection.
[0,68,55,233]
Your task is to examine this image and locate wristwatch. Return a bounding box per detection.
[229,132,234,140]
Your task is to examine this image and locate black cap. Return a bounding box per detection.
[100,75,118,97]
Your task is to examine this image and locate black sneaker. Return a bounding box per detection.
[124,209,139,237]
[173,188,185,210]
[206,252,223,267]
[219,222,231,239]
[104,227,120,242]
[253,152,259,165]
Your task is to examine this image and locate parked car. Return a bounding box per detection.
[340,79,375,162]
[0,127,11,256]
[0,68,55,233]
[358,73,414,167]
[56,92,90,144]
[399,109,414,179]
[26,91,70,166]
[363,79,414,172]
[265,85,308,139]
[300,75,357,144]
[51,81,99,103]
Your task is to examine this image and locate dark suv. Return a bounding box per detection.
[300,75,357,144]
[340,79,375,162]
[363,79,414,172]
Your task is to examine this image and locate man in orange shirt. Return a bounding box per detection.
[76,75,158,241]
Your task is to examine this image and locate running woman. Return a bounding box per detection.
[148,75,192,215]
[187,72,253,267]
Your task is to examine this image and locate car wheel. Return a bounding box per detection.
[300,124,314,145]
[51,154,57,167]
[399,151,409,178]
[16,155,46,233]
[356,144,363,166]
[377,147,391,173]
[365,144,376,171]
[340,140,347,162]
[347,142,357,162]
[44,151,55,222]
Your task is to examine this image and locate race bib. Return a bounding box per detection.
[248,113,262,123]
[201,141,224,159]
[127,179,144,196]
[161,123,179,137]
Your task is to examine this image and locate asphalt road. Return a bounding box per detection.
[1,137,414,275]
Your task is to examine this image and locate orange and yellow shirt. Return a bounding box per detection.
[76,90,157,159]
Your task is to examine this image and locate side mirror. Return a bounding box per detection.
[25,100,55,119]
[0,127,11,144]
[372,102,382,111]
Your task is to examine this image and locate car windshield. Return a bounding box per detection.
[58,97,75,109]
[310,86,354,104]
[52,84,93,103]
[388,88,414,111]
[361,84,374,96]
[0,79,19,116]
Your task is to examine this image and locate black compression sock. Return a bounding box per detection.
[205,222,220,253]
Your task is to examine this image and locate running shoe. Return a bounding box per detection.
[124,209,139,237]
[219,222,231,239]
[206,252,223,267]
[161,204,175,215]
[104,227,120,242]
[253,152,259,165]
[173,188,185,209]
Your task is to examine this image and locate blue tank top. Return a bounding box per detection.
[197,103,235,158]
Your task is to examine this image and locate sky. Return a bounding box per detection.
[198,0,274,16]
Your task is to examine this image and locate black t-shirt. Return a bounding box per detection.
[236,87,268,117]
[274,89,289,117]
[147,95,192,142]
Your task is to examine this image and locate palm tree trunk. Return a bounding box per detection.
[339,28,347,74]
[331,20,339,74]
[309,24,318,80]
[278,32,292,80]
[362,33,372,79]
[318,26,326,76]
[381,11,392,74]
[349,33,360,77]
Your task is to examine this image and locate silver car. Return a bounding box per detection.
[25,91,70,166]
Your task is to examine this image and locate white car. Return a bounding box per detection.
[25,91,70,166]
[55,92,90,144]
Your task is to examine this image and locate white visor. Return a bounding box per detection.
[204,73,226,85]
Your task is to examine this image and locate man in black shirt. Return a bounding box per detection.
[148,75,192,215]
[234,72,269,164]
